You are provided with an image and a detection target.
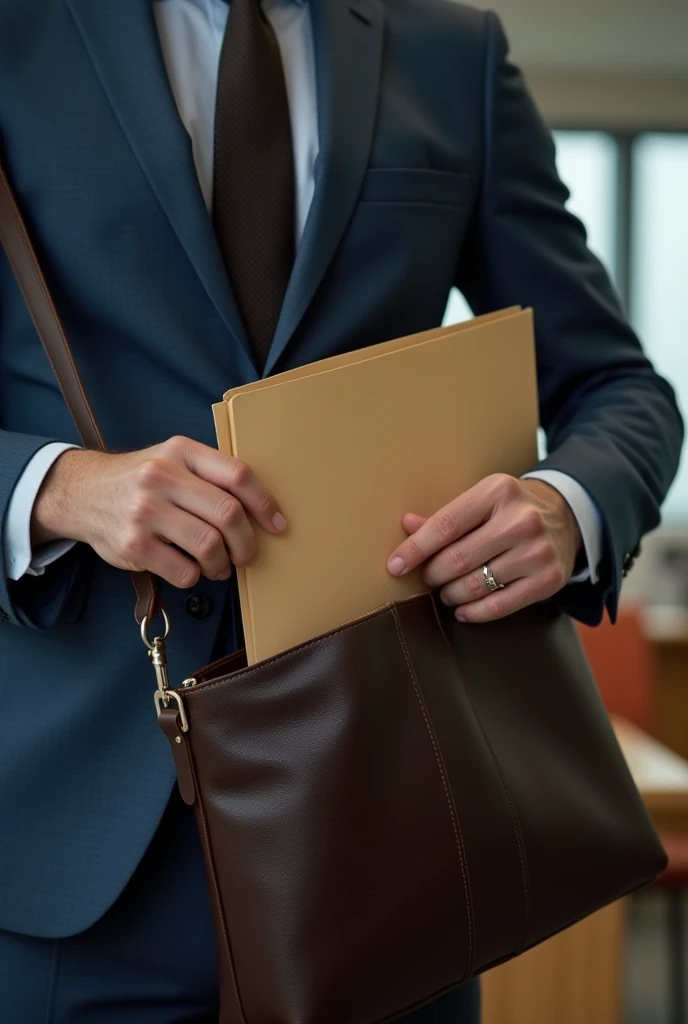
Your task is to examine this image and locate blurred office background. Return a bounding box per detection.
[442,2,688,1022]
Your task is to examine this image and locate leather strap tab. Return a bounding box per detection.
[0,153,162,627]
[132,570,161,628]
[158,708,196,805]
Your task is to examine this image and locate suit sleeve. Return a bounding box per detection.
[0,431,91,628]
[454,12,684,625]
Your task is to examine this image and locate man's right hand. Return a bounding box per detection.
[29,436,286,588]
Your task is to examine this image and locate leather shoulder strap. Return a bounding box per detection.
[0,156,160,626]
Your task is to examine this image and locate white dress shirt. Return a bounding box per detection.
[4,0,602,585]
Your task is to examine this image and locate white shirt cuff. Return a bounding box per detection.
[4,443,82,581]
[522,470,603,586]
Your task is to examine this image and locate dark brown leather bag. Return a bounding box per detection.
[0,158,667,1024]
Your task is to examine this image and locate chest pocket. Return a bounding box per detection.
[316,165,474,344]
[358,167,471,207]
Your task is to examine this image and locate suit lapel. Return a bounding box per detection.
[65,0,257,377]
[262,0,384,377]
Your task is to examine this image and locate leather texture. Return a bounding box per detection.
[158,593,667,1024]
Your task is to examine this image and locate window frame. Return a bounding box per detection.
[551,126,688,314]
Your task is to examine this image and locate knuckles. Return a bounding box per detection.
[227,458,251,489]
[542,562,567,591]
[128,493,158,525]
[515,505,545,539]
[486,593,507,619]
[119,529,149,562]
[162,435,189,460]
[175,564,201,589]
[195,526,224,561]
[256,489,274,514]
[231,547,257,569]
[488,473,521,503]
[134,458,169,491]
[447,544,470,577]
[215,496,244,530]
[532,537,557,566]
[403,536,425,567]
[466,571,486,599]
[435,509,458,541]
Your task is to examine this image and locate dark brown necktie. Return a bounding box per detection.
[213,0,296,370]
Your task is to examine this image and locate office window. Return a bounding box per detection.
[443,130,619,327]
[552,130,619,284]
[632,134,688,524]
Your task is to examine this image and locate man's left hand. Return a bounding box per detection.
[386,474,583,623]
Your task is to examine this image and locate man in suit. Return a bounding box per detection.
[0,0,682,1019]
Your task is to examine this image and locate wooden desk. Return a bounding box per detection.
[643,607,688,762]
[653,632,688,765]
[481,718,688,1024]
[614,717,688,832]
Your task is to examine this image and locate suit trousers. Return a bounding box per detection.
[1,789,481,1024]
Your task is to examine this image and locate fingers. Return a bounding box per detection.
[453,576,544,624]
[166,475,259,572]
[144,537,205,591]
[388,476,516,577]
[161,508,257,580]
[435,524,569,620]
[421,526,507,589]
[431,530,547,599]
[439,541,569,623]
[388,495,484,577]
[391,475,577,625]
[167,436,287,535]
[438,550,526,607]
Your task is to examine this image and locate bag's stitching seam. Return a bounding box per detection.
[186,595,430,694]
[432,599,532,953]
[391,605,476,981]
[192,769,249,1024]
[475,721,531,951]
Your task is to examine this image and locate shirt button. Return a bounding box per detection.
[185,591,214,620]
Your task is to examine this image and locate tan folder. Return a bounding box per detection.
[213,308,539,664]
[212,308,522,656]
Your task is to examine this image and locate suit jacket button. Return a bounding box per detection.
[185,592,213,620]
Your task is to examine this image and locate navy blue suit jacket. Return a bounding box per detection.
[0,0,682,937]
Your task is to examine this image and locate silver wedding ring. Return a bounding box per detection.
[483,565,506,592]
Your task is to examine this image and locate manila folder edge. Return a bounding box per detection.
[230,309,539,663]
